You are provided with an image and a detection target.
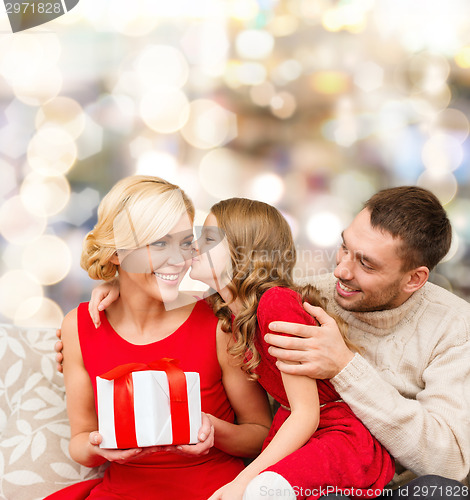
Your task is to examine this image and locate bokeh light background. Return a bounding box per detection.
[0,0,469,328]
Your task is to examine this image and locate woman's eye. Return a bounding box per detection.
[181,241,193,249]
[151,241,166,248]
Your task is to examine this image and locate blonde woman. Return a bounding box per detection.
[47,178,271,500]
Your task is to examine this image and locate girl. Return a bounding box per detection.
[190,198,395,499]
[47,178,272,500]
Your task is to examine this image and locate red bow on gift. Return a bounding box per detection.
[99,358,191,448]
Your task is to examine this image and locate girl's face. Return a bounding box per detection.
[116,212,194,304]
[189,213,232,291]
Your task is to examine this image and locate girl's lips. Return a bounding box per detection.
[336,280,361,297]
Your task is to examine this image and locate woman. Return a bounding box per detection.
[47,177,272,500]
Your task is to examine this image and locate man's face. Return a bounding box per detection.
[333,209,411,312]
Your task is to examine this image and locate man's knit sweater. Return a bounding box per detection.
[310,273,470,484]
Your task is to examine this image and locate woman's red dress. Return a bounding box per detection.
[46,300,244,500]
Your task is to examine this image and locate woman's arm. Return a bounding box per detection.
[209,322,273,458]
[62,309,150,467]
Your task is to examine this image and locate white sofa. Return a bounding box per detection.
[0,324,106,500]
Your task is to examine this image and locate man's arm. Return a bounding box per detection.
[266,304,470,481]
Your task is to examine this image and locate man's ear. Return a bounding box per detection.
[402,266,429,294]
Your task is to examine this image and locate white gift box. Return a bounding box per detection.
[96,369,202,449]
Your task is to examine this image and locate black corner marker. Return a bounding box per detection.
[4,0,80,33]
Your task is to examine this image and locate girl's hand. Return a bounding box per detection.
[163,412,215,457]
[88,431,166,464]
[88,279,120,328]
[208,480,245,500]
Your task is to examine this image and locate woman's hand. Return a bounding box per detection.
[88,431,166,464]
[88,279,120,328]
[163,412,215,457]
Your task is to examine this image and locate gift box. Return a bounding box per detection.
[96,358,202,449]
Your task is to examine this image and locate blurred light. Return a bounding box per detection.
[310,72,350,95]
[136,151,179,182]
[181,99,237,149]
[22,235,72,285]
[227,0,259,21]
[76,115,104,160]
[129,135,153,159]
[0,159,17,198]
[0,270,43,320]
[249,173,285,204]
[2,243,23,270]
[237,62,267,86]
[28,127,77,176]
[140,88,190,133]
[61,188,100,227]
[447,200,470,242]
[430,108,469,144]
[1,99,37,159]
[199,148,243,199]
[408,53,450,93]
[136,45,189,89]
[181,24,229,72]
[354,61,384,92]
[331,172,376,210]
[13,66,63,106]
[306,212,343,247]
[270,92,297,119]
[322,5,367,32]
[89,94,136,134]
[455,46,470,68]
[268,15,299,37]
[272,59,303,85]
[20,173,71,217]
[440,231,460,264]
[0,196,46,245]
[417,170,458,205]
[250,82,276,107]
[235,30,274,60]
[14,297,63,328]
[108,0,158,36]
[409,86,452,116]
[36,97,85,140]
[422,133,463,173]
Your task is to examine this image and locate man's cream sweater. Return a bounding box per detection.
[311,273,470,484]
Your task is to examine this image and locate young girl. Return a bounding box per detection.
[189,198,395,500]
[47,178,272,500]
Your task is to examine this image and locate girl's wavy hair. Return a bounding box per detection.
[205,198,355,377]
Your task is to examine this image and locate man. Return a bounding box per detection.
[263,186,470,498]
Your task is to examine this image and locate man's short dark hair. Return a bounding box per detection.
[364,186,452,271]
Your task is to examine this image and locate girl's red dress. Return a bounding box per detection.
[254,287,395,500]
[46,300,244,500]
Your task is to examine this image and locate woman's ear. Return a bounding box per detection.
[110,252,120,266]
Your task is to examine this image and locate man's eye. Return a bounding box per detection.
[360,260,372,270]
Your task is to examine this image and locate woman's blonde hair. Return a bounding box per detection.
[205,198,354,376]
[81,175,194,281]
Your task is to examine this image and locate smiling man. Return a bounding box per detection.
[266,186,470,499]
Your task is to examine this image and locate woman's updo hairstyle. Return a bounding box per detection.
[80,175,194,281]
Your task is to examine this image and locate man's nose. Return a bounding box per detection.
[334,254,354,281]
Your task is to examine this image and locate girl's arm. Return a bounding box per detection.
[209,322,273,458]
[210,369,319,499]
[62,309,153,467]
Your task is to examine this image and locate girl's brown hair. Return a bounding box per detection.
[205,198,354,376]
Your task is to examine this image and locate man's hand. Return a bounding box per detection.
[88,280,120,328]
[55,329,63,373]
[265,303,354,379]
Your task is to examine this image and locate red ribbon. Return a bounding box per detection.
[99,358,191,448]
